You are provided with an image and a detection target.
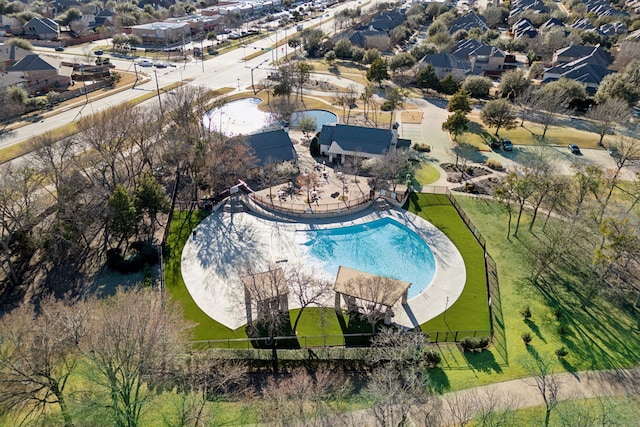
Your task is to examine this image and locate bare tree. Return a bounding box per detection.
[523,355,560,427]
[82,288,192,427]
[287,264,333,334]
[535,91,571,139]
[0,297,89,427]
[585,98,631,146]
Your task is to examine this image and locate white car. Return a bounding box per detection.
[138,59,153,67]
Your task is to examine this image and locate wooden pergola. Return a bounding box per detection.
[333,266,411,325]
[241,268,289,324]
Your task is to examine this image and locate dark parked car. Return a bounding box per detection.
[501,138,513,151]
[608,146,620,158]
[54,46,64,52]
[154,61,168,68]
[568,144,581,154]
[95,50,103,55]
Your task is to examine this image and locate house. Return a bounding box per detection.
[0,44,31,71]
[509,0,548,19]
[346,27,390,50]
[130,22,191,46]
[552,44,612,66]
[543,56,612,94]
[244,129,297,169]
[23,17,60,40]
[368,10,407,32]
[451,39,505,74]
[0,71,26,90]
[599,21,627,37]
[419,52,471,80]
[0,15,23,36]
[540,18,565,32]
[448,12,488,34]
[318,123,411,165]
[571,18,595,31]
[6,53,72,94]
[93,9,115,29]
[511,17,538,39]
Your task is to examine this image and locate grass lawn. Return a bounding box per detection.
[464,113,627,150]
[414,162,442,186]
[445,195,640,385]
[404,193,490,337]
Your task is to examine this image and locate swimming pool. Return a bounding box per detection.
[300,217,436,299]
[290,110,338,132]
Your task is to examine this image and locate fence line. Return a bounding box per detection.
[193,329,493,350]
[250,193,374,215]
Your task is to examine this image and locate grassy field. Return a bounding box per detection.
[414,162,442,186]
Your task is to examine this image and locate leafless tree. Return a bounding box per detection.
[523,355,560,427]
[82,288,192,427]
[205,137,257,194]
[296,171,319,205]
[0,296,89,427]
[535,91,571,139]
[514,87,539,127]
[585,98,631,147]
[287,264,333,334]
[0,164,42,289]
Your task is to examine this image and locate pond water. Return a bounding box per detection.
[202,98,338,136]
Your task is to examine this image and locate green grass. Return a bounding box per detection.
[414,162,442,186]
[405,193,490,336]
[444,195,640,385]
[476,396,640,426]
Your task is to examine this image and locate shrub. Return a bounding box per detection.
[414,143,431,152]
[459,336,491,352]
[424,350,442,367]
[557,324,569,335]
[555,347,568,358]
[486,159,504,171]
[554,308,562,320]
[521,332,532,344]
[519,305,532,319]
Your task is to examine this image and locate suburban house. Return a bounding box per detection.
[542,55,612,94]
[6,53,72,94]
[244,129,297,170]
[346,27,389,50]
[130,22,191,46]
[318,123,411,165]
[0,71,25,90]
[571,18,595,31]
[448,12,489,35]
[23,17,60,40]
[418,52,471,80]
[0,15,23,36]
[540,18,565,32]
[508,0,548,19]
[367,10,407,32]
[451,39,506,75]
[511,17,538,39]
[551,44,612,65]
[93,9,115,29]
[0,44,31,71]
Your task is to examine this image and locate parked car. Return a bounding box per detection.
[95,50,103,56]
[501,138,513,151]
[138,59,153,67]
[54,46,64,52]
[608,146,620,158]
[154,61,168,68]
[568,144,581,154]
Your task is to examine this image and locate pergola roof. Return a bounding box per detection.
[241,268,288,302]
[333,266,411,308]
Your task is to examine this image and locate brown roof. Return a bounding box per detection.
[242,268,288,301]
[333,266,410,307]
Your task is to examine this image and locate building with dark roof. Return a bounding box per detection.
[552,44,612,65]
[22,17,60,40]
[6,53,72,94]
[419,52,471,80]
[449,12,488,35]
[540,18,565,32]
[543,56,612,94]
[244,129,297,169]
[509,0,548,19]
[0,43,31,71]
[511,17,538,39]
[318,123,411,165]
[451,39,506,75]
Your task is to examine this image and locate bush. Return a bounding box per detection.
[310,136,320,156]
[519,305,532,319]
[486,159,504,171]
[459,336,491,352]
[521,332,532,344]
[424,350,442,367]
[557,324,569,335]
[414,143,431,152]
[107,242,159,274]
[555,347,569,358]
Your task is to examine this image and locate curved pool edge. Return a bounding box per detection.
[180,208,466,330]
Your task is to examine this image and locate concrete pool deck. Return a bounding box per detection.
[181,206,466,331]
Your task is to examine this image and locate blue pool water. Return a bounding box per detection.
[301,218,436,299]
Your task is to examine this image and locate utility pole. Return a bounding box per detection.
[154,69,163,116]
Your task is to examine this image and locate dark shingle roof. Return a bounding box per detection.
[244,129,296,168]
[420,52,471,72]
[318,124,395,155]
[7,54,57,72]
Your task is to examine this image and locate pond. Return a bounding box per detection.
[202,98,338,136]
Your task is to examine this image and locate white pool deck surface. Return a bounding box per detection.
[181,207,466,331]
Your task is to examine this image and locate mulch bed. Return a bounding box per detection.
[441,163,492,184]
[452,177,502,195]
